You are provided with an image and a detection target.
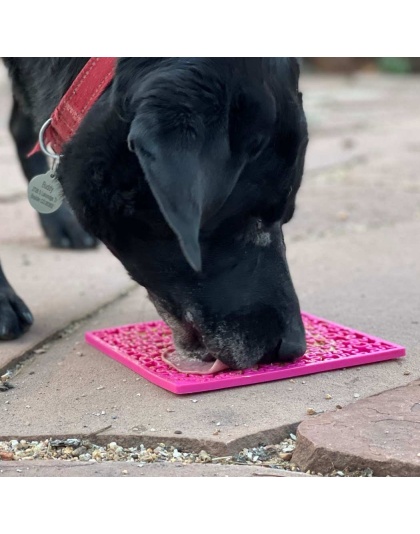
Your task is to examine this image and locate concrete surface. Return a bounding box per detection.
[1,65,419,476]
[0,461,310,477]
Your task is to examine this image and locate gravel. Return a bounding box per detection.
[0,435,374,476]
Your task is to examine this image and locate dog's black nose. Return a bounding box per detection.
[277,337,307,362]
[259,335,306,365]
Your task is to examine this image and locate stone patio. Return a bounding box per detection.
[0,66,419,476]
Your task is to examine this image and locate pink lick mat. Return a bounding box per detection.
[85,312,405,394]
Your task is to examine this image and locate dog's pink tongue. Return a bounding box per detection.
[161,351,229,375]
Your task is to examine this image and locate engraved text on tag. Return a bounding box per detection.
[27,170,64,214]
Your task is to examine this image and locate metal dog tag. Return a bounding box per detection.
[28,169,64,214]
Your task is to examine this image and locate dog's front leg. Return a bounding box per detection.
[0,261,33,340]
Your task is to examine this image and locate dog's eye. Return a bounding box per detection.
[246,134,267,160]
[139,145,155,160]
[127,140,155,161]
[138,145,156,162]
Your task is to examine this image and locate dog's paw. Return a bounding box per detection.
[39,202,98,249]
[0,288,33,340]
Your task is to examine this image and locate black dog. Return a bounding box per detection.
[0,58,308,372]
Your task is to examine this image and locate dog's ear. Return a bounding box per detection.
[128,120,243,271]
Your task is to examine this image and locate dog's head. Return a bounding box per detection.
[60,58,308,371]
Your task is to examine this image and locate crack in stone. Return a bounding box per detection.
[367,407,392,416]
[0,285,137,376]
[372,418,420,424]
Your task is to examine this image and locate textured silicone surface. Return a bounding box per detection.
[85,312,405,394]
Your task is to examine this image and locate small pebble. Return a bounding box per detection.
[72,447,87,457]
[336,211,349,221]
[198,451,211,462]
[342,138,354,149]
[66,439,81,447]
[96,386,105,390]
[403,371,411,376]
[362,468,373,477]
[336,471,345,477]
[306,408,317,415]
[174,430,182,435]
[353,393,360,398]
[325,394,332,400]
[191,399,198,403]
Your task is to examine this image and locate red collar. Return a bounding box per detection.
[30,57,117,157]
